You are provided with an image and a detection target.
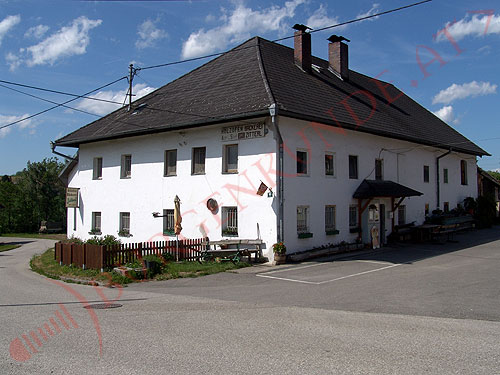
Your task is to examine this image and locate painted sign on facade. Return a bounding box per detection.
[66,188,79,208]
[221,123,265,141]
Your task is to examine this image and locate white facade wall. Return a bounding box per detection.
[279,117,478,253]
[66,115,479,258]
[67,119,278,258]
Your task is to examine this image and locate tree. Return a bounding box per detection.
[487,170,500,181]
[0,158,66,233]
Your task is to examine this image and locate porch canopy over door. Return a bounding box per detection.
[353,179,423,238]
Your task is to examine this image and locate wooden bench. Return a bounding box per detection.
[200,239,263,263]
[431,223,459,243]
[389,222,416,242]
[39,221,63,234]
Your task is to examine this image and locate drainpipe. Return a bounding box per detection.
[269,103,284,242]
[436,148,452,209]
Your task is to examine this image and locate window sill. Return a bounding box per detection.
[92,178,102,181]
[349,227,361,233]
[118,232,132,238]
[120,176,131,180]
[298,232,313,239]
[164,174,177,177]
[222,232,238,237]
[88,231,102,235]
[163,231,175,236]
[191,173,206,176]
[326,229,340,236]
[222,171,238,175]
[296,173,309,177]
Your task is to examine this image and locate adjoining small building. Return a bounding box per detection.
[477,167,500,217]
[54,29,489,261]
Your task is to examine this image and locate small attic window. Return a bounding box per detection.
[132,103,148,115]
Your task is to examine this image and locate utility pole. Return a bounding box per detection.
[128,63,134,111]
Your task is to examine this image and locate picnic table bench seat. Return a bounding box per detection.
[200,239,263,263]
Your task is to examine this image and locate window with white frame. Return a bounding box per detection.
[91,212,101,233]
[325,205,336,232]
[93,157,102,180]
[398,205,406,226]
[221,207,238,236]
[192,147,206,175]
[296,150,308,175]
[325,153,334,176]
[163,209,174,235]
[164,149,177,176]
[121,154,132,179]
[460,160,468,185]
[443,202,450,213]
[297,206,309,233]
[349,155,358,179]
[119,212,130,235]
[223,144,238,173]
[375,159,383,180]
[423,165,430,183]
[349,205,358,228]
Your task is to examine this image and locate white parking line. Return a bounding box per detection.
[316,263,401,284]
[256,262,402,285]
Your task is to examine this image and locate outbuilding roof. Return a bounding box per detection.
[353,180,423,199]
[55,37,488,156]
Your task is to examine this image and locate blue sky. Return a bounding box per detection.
[0,0,499,175]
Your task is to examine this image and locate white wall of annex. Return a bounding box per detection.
[67,119,278,259]
[278,117,478,253]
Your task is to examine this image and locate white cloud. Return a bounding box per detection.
[5,52,21,71]
[306,4,340,30]
[135,18,167,49]
[0,114,33,139]
[435,13,500,42]
[181,0,305,59]
[432,81,497,105]
[432,105,458,124]
[356,3,380,20]
[0,15,21,46]
[24,24,49,39]
[7,16,102,69]
[74,83,156,116]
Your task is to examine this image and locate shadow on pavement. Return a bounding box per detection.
[310,226,500,266]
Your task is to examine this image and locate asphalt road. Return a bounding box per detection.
[1,229,499,374]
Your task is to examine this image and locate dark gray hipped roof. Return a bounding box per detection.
[55,37,488,156]
[353,180,423,199]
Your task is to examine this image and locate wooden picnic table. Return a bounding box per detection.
[200,239,263,263]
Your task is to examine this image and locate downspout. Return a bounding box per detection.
[269,103,284,242]
[436,148,452,209]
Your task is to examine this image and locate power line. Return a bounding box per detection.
[138,0,432,71]
[0,76,127,131]
[0,83,102,118]
[0,79,124,105]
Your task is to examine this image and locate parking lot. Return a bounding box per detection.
[137,226,500,322]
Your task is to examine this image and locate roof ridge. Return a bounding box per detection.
[255,37,276,109]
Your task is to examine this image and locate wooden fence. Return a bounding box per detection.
[54,238,208,270]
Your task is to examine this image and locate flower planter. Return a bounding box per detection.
[274,253,286,265]
[298,232,313,239]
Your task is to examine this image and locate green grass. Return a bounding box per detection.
[30,249,250,285]
[1,233,67,240]
[0,244,21,252]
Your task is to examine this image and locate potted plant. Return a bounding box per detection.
[273,242,287,265]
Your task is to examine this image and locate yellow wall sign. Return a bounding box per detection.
[66,188,79,208]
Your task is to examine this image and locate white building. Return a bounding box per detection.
[55,30,488,260]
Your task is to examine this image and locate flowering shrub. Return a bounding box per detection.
[272,242,286,255]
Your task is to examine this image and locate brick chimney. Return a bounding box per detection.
[328,35,350,80]
[293,24,312,72]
